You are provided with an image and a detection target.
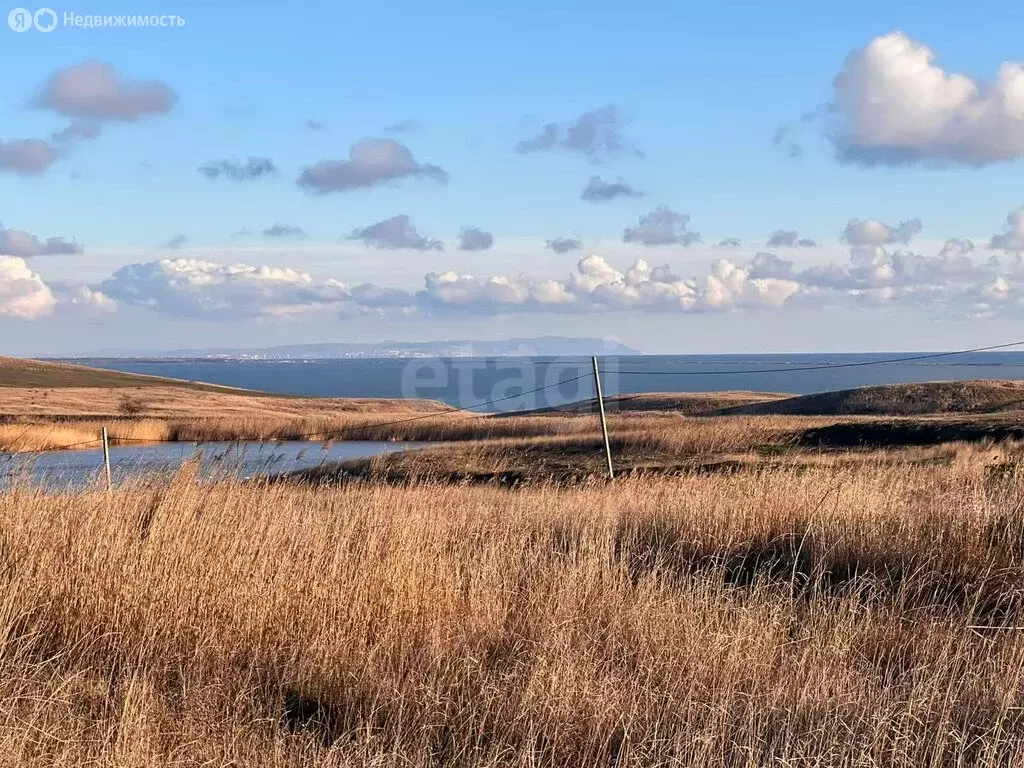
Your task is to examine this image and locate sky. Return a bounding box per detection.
[2,0,1024,355]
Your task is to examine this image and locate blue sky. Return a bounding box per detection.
[2,0,1024,354]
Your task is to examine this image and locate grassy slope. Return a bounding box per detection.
[297,409,1024,486]
[0,356,247,390]
[722,380,1024,416]
[0,357,452,451]
[506,391,790,416]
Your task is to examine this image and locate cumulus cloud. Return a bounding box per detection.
[546,237,583,254]
[89,253,803,320]
[516,105,637,161]
[755,244,983,298]
[71,232,1024,323]
[843,217,922,246]
[33,61,176,122]
[829,32,1024,166]
[0,228,81,258]
[747,252,795,280]
[262,223,308,239]
[99,258,359,320]
[717,238,742,248]
[198,157,277,182]
[51,283,116,313]
[0,256,56,319]
[516,124,558,154]
[297,138,448,194]
[161,234,188,250]
[623,207,700,246]
[51,119,102,144]
[987,207,1024,252]
[349,215,441,251]
[457,226,494,252]
[767,230,817,248]
[419,254,800,314]
[939,239,975,261]
[0,139,59,176]
[580,176,643,202]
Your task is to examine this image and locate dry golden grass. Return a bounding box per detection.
[0,456,1023,765]
[725,379,1024,416]
[0,355,248,390]
[0,413,604,453]
[0,385,449,420]
[292,414,877,484]
[510,390,790,416]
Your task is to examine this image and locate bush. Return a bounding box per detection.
[118,394,146,417]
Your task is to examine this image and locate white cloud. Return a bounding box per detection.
[421,254,800,314]
[199,158,277,182]
[99,258,356,319]
[0,228,82,257]
[623,207,700,246]
[457,226,494,251]
[33,223,1024,324]
[515,105,638,162]
[0,138,59,176]
[830,32,1024,165]
[52,283,117,313]
[349,215,442,251]
[843,217,922,246]
[33,61,177,122]
[988,207,1024,252]
[580,176,642,202]
[0,256,56,319]
[297,139,448,194]
[767,230,816,248]
[546,236,582,254]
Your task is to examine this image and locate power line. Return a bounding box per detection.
[1,437,102,458]
[5,339,1024,460]
[612,340,1024,377]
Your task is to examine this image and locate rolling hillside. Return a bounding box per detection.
[720,380,1024,417]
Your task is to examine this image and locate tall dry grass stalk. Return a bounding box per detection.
[0,412,608,452]
[0,460,1022,765]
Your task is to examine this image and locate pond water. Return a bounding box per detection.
[0,440,426,490]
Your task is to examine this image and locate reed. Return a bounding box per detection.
[0,457,1021,765]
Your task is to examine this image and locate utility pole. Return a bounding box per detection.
[591,356,614,480]
[101,427,112,492]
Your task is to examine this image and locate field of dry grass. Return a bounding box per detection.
[0,412,607,453]
[0,385,451,420]
[0,356,244,391]
[509,391,791,416]
[724,379,1024,417]
[1,450,1023,765]
[293,411,1024,486]
[0,357,469,452]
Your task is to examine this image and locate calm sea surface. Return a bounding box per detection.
[79,353,1024,412]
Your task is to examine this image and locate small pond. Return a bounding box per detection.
[0,440,427,489]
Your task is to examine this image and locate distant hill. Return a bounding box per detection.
[84,336,641,360]
[720,380,1024,417]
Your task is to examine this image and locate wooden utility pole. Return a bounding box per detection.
[591,356,614,480]
[101,427,112,492]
